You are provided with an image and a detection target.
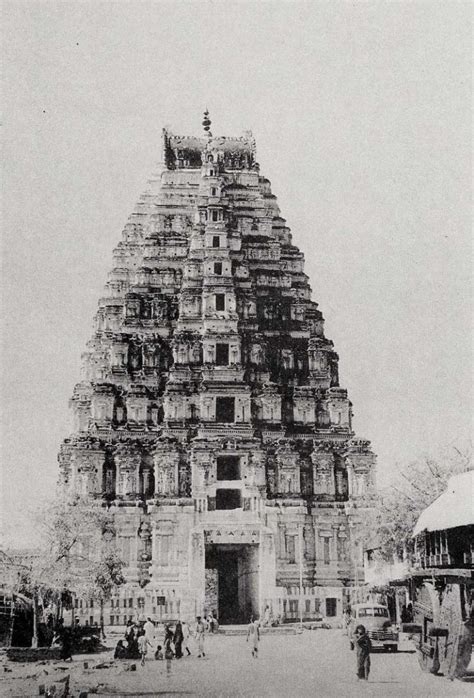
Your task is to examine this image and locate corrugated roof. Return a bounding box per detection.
[413,470,474,536]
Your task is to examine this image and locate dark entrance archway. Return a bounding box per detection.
[205,544,259,624]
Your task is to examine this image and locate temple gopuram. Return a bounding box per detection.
[58,113,376,626]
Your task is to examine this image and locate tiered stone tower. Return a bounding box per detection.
[59,114,376,626]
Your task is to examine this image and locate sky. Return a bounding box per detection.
[2,1,472,547]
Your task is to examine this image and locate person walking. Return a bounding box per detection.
[343,606,352,634]
[195,616,206,658]
[400,605,410,624]
[246,617,260,658]
[164,625,175,675]
[207,611,216,633]
[59,622,73,662]
[137,630,152,667]
[114,639,127,659]
[355,625,372,680]
[173,620,184,658]
[182,620,192,656]
[124,620,135,645]
[144,617,155,648]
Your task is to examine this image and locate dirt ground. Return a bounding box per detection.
[1,629,473,697]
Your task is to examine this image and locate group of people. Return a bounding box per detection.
[113,614,261,666]
[54,609,373,682]
[400,603,414,624]
[114,616,211,667]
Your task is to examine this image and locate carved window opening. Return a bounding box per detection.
[286,534,296,563]
[211,210,219,222]
[215,294,225,311]
[216,489,241,510]
[337,537,347,562]
[216,455,240,480]
[215,397,235,423]
[215,343,229,366]
[115,405,125,424]
[211,187,217,196]
[212,236,220,248]
[140,467,155,499]
[300,468,313,496]
[103,461,116,499]
[335,461,349,501]
[323,537,330,565]
[150,405,159,425]
[214,262,222,275]
[282,398,293,424]
[326,598,337,617]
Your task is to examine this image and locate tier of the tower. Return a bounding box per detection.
[73,144,346,439]
[61,130,374,503]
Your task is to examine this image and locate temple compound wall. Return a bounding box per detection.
[58,118,376,626]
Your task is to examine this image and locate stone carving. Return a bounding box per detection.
[179,463,192,497]
[113,440,142,497]
[153,440,180,497]
[58,121,376,610]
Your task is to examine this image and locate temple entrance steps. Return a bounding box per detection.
[217,624,297,635]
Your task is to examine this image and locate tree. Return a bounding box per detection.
[362,443,472,564]
[87,552,126,635]
[20,492,125,644]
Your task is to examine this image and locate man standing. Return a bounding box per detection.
[124,619,135,646]
[355,625,372,680]
[137,631,152,667]
[174,620,184,658]
[207,611,216,633]
[182,620,192,656]
[246,616,260,658]
[143,617,155,648]
[58,620,73,662]
[195,616,206,658]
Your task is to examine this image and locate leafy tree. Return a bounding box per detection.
[19,492,125,642]
[86,552,126,633]
[362,443,472,564]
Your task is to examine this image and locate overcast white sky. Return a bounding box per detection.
[2,1,472,547]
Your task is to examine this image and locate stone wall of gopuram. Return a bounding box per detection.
[58,122,376,625]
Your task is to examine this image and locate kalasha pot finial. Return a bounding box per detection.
[202,109,212,137]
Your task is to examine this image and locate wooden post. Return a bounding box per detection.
[298,524,303,628]
[8,594,15,646]
[31,591,38,648]
[100,597,105,638]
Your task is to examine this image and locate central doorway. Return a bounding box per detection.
[205,544,259,624]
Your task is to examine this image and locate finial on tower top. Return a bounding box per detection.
[202,109,212,138]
